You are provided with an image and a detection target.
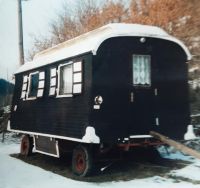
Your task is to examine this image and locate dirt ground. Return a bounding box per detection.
[10,147,197,183]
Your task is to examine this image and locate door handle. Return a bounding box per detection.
[154,88,158,96]
[130,92,134,102]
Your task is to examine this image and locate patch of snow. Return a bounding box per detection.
[0,133,20,154]
[158,146,195,162]
[171,165,200,181]
[158,145,200,182]
[1,106,11,114]
[82,126,100,143]
[99,177,200,188]
[184,125,197,140]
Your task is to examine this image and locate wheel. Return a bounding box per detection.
[72,145,93,177]
[20,135,33,156]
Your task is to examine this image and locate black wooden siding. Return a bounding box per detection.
[11,53,93,139]
[90,37,190,143]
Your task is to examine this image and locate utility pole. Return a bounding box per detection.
[17,0,24,65]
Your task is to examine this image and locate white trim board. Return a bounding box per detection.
[8,127,100,144]
[8,128,86,143]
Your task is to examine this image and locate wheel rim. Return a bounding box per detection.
[22,141,27,152]
[75,152,86,173]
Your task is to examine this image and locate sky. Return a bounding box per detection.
[0,0,75,81]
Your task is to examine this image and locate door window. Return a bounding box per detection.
[132,55,151,86]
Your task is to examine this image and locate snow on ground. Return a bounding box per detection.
[0,133,200,188]
[171,165,200,181]
[159,146,200,182]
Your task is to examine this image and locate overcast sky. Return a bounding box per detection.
[0,0,75,81]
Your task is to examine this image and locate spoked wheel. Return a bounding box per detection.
[20,135,33,157]
[72,145,93,177]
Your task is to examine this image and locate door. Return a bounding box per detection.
[151,54,190,139]
[128,55,157,135]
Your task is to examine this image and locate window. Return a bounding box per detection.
[28,72,39,98]
[57,61,83,97]
[59,63,73,96]
[21,71,45,100]
[132,55,151,86]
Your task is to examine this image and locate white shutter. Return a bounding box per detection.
[21,75,28,99]
[73,84,82,94]
[73,61,82,94]
[49,68,57,96]
[37,71,45,98]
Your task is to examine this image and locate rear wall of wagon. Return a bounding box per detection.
[89,37,190,143]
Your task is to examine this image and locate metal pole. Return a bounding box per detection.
[17,0,24,65]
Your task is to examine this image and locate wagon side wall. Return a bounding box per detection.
[10,53,93,140]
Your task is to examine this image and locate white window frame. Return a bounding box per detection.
[57,61,73,98]
[26,71,39,100]
[132,54,151,87]
[56,60,83,98]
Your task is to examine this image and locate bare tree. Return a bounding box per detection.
[27,0,200,69]
[26,0,128,60]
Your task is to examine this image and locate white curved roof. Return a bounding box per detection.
[16,23,191,74]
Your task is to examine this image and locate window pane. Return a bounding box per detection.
[21,91,26,99]
[73,83,82,94]
[60,64,73,94]
[133,55,151,86]
[38,80,45,88]
[73,61,82,72]
[39,72,45,80]
[50,77,56,86]
[49,87,56,96]
[23,75,28,83]
[22,83,27,91]
[37,89,44,97]
[73,72,82,83]
[29,73,39,97]
[51,68,57,77]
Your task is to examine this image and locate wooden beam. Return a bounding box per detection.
[150,131,200,160]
